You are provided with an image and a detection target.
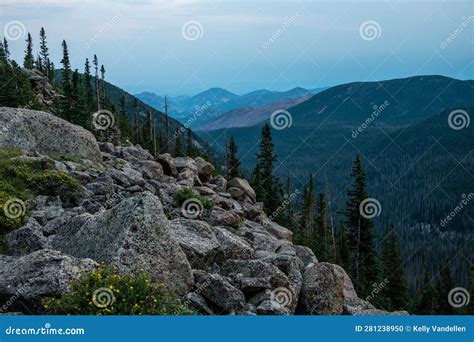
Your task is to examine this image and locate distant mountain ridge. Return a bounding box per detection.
[199,75,474,289]
[197,94,313,131]
[135,86,327,127]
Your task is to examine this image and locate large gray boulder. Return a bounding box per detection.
[220,259,290,296]
[0,107,101,162]
[51,192,194,297]
[227,178,256,204]
[193,271,245,314]
[6,218,50,256]
[169,218,222,270]
[298,262,347,315]
[0,249,97,312]
[212,227,254,260]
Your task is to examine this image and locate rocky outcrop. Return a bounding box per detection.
[23,68,62,107]
[51,192,194,297]
[0,113,403,315]
[0,249,97,312]
[0,107,101,162]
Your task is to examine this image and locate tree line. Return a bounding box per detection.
[0,28,204,160]
[224,123,473,314]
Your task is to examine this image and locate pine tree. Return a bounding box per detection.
[381,228,408,310]
[93,54,99,110]
[251,163,263,201]
[3,38,10,60]
[336,226,350,271]
[71,69,89,127]
[315,192,333,262]
[39,27,49,75]
[23,33,34,69]
[436,265,455,315]
[345,155,380,296]
[227,136,241,179]
[416,270,438,314]
[186,129,195,157]
[100,64,106,108]
[83,58,94,111]
[254,124,280,213]
[60,40,73,121]
[174,130,184,157]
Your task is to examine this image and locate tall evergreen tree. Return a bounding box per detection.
[416,270,438,314]
[345,155,380,296]
[60,40,73,121]
[39,27,49,75]
[186,129,195,157]
[253,124,280,213]
[83,58,94,111]
[3,38,10,60]
[100,64,106,108]
[315,192,334,262]
[436,265,455,315]
[381,228,408,310]
[23,33,34,69]
[227,136,241,179]
[174,130,184,157]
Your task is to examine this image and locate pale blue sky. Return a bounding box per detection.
[1,0,473,95]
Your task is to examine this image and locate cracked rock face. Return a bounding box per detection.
[0,115,403,315]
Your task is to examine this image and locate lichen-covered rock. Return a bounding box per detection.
[294,245,318,268]
[227,177,256,204]
[116,145,153,162]
[0,249,97,312]
[156,153,177,177]
[220,259,290,296]
[0,107,101,162]
[210,175,227,192]
[298,262,345,315]
[6,218,50,256]
[169,218,222,270]
[51,192,193,297]
[193,271,246,314]
[195,157,215,182]
[208,207,241,227]
[212,226,254,260]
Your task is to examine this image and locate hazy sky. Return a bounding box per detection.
[1,0,473,96]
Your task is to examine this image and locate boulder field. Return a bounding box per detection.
[0,108,407,315]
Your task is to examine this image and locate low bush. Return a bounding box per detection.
[173,187,214,210]
[43,266,193,315]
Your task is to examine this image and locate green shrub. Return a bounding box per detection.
[0,191,25,233]
[43,266,193,315]
[0,150,81,203]
[27,170,81,203]
[173,188,214,210]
